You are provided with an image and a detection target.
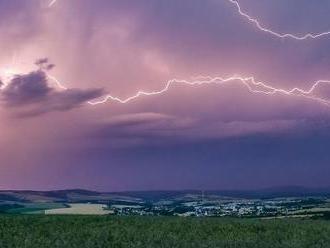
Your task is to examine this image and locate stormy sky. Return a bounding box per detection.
[1,0,330,191]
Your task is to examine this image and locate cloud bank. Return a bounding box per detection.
[0,0,330,190]
[0,69,104,117]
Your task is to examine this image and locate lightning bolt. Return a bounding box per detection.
[48,0,330,40]
[41,0,330,108]
[48,0,57,7]
[227,0,330,40]
[2,57,329,108]
[45,74,330,107]
[46,74,69,90]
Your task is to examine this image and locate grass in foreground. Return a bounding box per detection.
[0,215,329,248]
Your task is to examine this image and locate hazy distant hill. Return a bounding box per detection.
[0,189,143,205]
[1,186,330,204]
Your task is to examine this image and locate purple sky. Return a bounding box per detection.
[0,0,330,191]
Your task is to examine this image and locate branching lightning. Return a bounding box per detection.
[227,0,330,40]
[45,74,330,107]
[48,0,330,40]
[35,0,330,108]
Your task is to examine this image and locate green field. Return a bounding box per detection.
[0,216,330,248]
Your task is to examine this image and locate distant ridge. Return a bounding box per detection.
[1,186,329,203]
[111,186,330,200]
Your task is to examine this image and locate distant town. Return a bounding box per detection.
[0,188,330,219]
[109,196,330,218]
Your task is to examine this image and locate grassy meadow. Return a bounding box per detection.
[0,215,329,248]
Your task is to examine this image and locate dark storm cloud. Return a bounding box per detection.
[0,70,104,117]
[67,118,330,191]
[91,112,195,147]
[2,0,330,191]
[89,110,309,149]
[2,71,52,106]
[35,58,55,71]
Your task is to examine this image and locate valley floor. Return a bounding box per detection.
[0,215,329,248]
